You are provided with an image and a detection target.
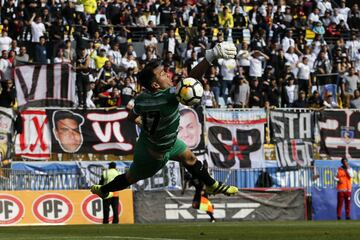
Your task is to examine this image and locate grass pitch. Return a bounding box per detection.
[1,221,360,240]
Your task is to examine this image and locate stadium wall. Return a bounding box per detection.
[0,190,134,226]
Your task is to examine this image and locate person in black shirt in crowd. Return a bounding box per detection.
[0,80,16,108]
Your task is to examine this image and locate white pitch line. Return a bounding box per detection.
[13,236,186,240]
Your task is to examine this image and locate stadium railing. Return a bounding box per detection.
[1,166,357,194]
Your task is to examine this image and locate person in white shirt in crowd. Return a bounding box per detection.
[317,0,333,17]
[100,36,111,53]
[107,42,122,69]
[201,83,217,108]
[218,56,238,105]
[311,34,328,57]
[331,9,347,25]
[0,31,12,52]
[141,45,158,63]
[345,33,360,62]
[9,40,20,55]
[249,50,269,79]
[0,50,12,80]
[285,46,300,77]
[237,42,251,77]
[29,13,46,43]
[121,52,138,72]
[308,7,321,26]
[336,0,350,23]
[297,56,311,96]
[281,29,295,53]
[323,92,339,108]
[283,78,298,107]
[144,31,158,49]
[354,49,360,73]
[86,75,97,108]
[54,48,71,63]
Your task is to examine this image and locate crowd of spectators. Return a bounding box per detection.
[0,0,359,110]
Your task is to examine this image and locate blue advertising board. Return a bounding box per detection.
[312,187,360,220]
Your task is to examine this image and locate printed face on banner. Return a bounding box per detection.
[52,110,84,153]
[179,107,202,150]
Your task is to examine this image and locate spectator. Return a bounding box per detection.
[218,56,238,105]
[283,78,298,107]
[34,36,48,64]
[249,50,269,80]
[292,90,309,108]
[158,0,175,26]
[91,48,109,70]
[63,40,76,64]
[0,80,16,108]
[350,89,360,109]
[54,49,71,64]
[237,42,251,77]
[15,46,29,65]
[0,50,12,80]
[281,30,295,53]
[205,65,221,105]
[249,78,264,108]
[161,27,181,59]
[0,31,12,52]
[323,92,339,108]
[29,13,46,43]
[230,75,250,108]
[297,56,311,95]
[120,77,136,108]
[201,83,217,108]
[347,4,360,32]
[342,67,360,99]
[107,42,122,70]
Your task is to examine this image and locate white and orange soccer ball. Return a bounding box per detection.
[175,77,204,106]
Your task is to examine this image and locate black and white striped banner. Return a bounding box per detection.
[14,64,76,108]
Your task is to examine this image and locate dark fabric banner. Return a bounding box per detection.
[318,110,360,159]
[270,110,314,167]
[46,108,137,155]
[134,189,306,223]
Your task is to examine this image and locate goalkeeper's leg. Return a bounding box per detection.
[177,149,238,196]
[91,173,135,199]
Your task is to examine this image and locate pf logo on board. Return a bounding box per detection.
[0,194,24,225]
[33,193,73,223]
[81,194,122,223]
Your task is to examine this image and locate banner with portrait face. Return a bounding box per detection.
[205,109,266,169]
[319,110,360,159]
[0,107,15,164]
[178,105,206,156]
[46,109,137,155]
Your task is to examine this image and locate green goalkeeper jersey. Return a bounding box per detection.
[133,87,180,152]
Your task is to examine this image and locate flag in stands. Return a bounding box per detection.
[14,64,76,108]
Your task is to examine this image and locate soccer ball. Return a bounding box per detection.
[175,77,204,106]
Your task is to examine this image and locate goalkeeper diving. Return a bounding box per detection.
[91,42,239,199]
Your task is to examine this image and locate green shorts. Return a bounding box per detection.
[129,137,187,180]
